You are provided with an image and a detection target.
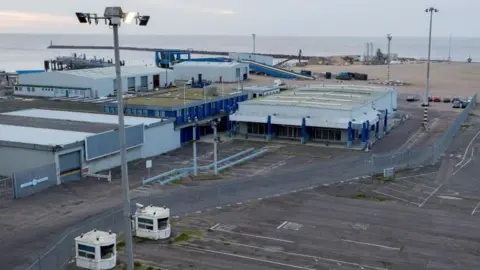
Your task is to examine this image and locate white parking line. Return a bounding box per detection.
[471,201,480,215]
[390,182,411,189]
[396,172,436,180]
[211,227,294,243]
[373,190,421,206]
[419,184,443,208]
[209,223,220,230]
[383,187,426,200]
[277,221,288,229]
[453,158,472,175]
[401,179,436,190]
[341,239,401,251]
[182,245,315,270]
[456,130,480,167]
[200,239,389,270]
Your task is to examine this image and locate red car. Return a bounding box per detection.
[433,96,441,102]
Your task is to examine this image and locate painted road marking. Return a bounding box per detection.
[456,130,480,167]
[277,221,288,229]
[341,239,401,251]
[182,245,315,270]
[401,179,436,190]
[453,158,472,175]
[396,172,436,180]
[209,223,221,230]
[373,190,421,206]
[471,201,480,215]
[201,239,389,270]
[419,184,444,208]
[383,187,426,200]
[390,182,411,189]
[211,226,294,243]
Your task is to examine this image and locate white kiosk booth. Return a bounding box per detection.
[133,205,171,240]
[75,229,117,270]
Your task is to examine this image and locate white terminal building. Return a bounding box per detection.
[13,66,174,98]
[0,109,179,198]
[229,84,397,146]
[173,61,249,83]
[75,229,117,270]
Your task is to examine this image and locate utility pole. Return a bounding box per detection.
[386,34,392,81]
[252,33,256,62]
[75,8,150,270]
[448,34,452,62]
[424,7,439,129]
[211,119,220,175]
[192,117,198,176]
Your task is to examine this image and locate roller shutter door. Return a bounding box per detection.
[59,151,81,183]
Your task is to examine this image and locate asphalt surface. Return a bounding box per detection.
[112,183,480,270]
[1,98,476,269]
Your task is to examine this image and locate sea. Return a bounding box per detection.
[0,34,478,72]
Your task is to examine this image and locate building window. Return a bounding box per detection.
[157,217,169,230]
[312,128,342,141]
[78,244,96,259]
[138,217,154,230]
[100,244,115,259]
[247,123,266,135]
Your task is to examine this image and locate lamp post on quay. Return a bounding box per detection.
[423,7,438,129]
[75,7,150,270]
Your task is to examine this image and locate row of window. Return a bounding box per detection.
[77,243,115,260]
[246,123,343,141]
[137,217,169,231]
[13,86,86,96]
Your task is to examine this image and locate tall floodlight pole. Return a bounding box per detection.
[252,33,256,62]
[386,34,392,81]
[448,34,452,62]
[211,119,220,175]
[75,8,150,270]
[423,7,438,129]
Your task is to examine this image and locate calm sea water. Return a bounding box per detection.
[0,34,478,72]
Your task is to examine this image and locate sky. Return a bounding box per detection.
[0,0,478,37]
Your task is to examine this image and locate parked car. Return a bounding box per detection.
[461,100,469,108]
[443,96,451,103]
[452,96,460,103]
[428,96,433,102]
[453,100,461,108]
[433,96,441,102]
[406,95,417,102]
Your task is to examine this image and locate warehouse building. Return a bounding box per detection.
[234,85,280,99]
[229,85,397,147]
[173,61,249,83]
[104,87,248,144]
[0,109,179,198]
[13,66,174,98]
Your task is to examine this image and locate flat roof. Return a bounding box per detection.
[75,230,116,244]
[57,66,172,79]
[0,114,117,133]
[3,109,162,126]
[0,124,93,146]
[234,85,280,92]
[243,84,393,110]
[124,88,243,107]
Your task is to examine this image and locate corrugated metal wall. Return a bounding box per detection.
[173,63,246,82]
[0,146,55,176]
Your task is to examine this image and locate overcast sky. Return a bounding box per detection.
[0,0,477,37]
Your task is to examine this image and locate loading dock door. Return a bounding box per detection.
[153,75,160,89]
[59,151,82,183]
[140,76,148,90]
[127,77,136,91]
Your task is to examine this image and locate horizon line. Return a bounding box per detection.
[0,33,477,38]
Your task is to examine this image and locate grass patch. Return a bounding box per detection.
[116,241,125,251]
[170,179,183,185]
[354,193,390,202]
[168,230,204,244]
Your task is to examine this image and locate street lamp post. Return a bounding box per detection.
[75,7,150,270]
[386,34,392,81]
[424,7,438,128]
[252,33,256,62]
[211,118,221,175]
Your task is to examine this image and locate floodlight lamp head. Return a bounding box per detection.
[137,15,150,26]
[104,7,123,18]
[75,12,88,23]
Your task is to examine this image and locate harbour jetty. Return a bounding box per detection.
[47,44,324,60]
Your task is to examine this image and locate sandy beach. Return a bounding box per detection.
[290,62,480,98]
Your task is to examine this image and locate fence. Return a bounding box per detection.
[26,94,477,270]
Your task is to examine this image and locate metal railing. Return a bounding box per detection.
[26,94,477,270]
